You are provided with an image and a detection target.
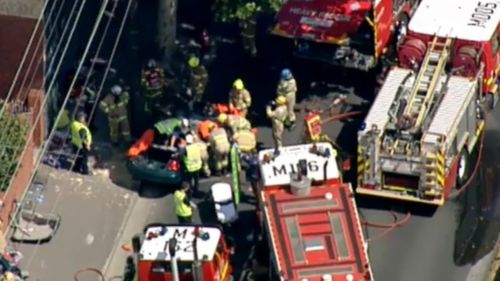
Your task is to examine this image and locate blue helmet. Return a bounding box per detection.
[281,68,292,80]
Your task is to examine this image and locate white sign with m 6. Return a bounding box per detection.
[258,143,340,186]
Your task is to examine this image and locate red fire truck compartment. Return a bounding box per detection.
[261,183,372,281]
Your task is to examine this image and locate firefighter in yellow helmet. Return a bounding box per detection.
[266,96,288,148]
[99,85,131,145]
[208,125,231,175]
[188,56,208,110]
[228,79,252,117]
[217,113,252,136]
[233,129,256,154]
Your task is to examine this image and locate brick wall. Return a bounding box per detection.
[0,90,44,231]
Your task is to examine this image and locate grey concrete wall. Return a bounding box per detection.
[0,0,44,19]
[157,0,176,62]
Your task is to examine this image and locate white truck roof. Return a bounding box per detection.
[140,226,221,262]
[258,143,340,186]
[359,68,413,134]
[409,0,500,42]
[423,76,477,144]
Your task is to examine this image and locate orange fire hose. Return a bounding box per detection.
[320,111,362,124]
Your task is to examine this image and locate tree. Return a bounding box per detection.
[213,0,282,22]
[0,103,29,192]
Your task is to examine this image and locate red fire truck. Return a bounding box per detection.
[134,224,233,281]
[257,143,373,281]
[356,0,500,205]
[271,0,420,71]
[398,0,500,109]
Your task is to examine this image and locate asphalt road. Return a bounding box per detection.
[16,1,500,280]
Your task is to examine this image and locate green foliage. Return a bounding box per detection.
[0,105,29,192]
[214,0,282,22]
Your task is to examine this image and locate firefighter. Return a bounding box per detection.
[192,134,211,177]
[233,129,256,154]
[217,113,251,135]
[208,126,230,175]
[240,4,258,57]
[188,56,208,109]
[266,96,288,148]
[228,79,252,117]
[276,68,297,128]
[99,85,131,145]
[71,112,92,175]
[181,134,203,195]
[141,58,165,113]
[153,118,190,150]
[197,119,218,141]
[174,181,197,224]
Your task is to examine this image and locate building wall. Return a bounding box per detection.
[0,1,45,231]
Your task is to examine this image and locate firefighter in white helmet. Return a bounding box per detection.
[228,79,252,117]
[208,125,231,175]
[266,96,288,148]
[181,134,203,195]
[99,85,131,145]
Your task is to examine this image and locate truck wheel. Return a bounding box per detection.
[456,149,470,188]
[486,93,495,110]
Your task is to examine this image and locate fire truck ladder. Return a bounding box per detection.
[403,36,452,129]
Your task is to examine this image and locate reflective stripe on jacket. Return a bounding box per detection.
[228,115,251,132]
[174,190,192,217]
[154,118,181,135]
[71,121,92,148]
[184,144,202,172]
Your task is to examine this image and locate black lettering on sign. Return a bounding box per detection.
[271,161,320,176]
[468,2,498,27]
[272,165,287,176]
[183,243,194,252]
[173,229,188,239]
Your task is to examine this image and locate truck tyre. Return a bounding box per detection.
[456,149,470,188]
[486,93,495,110]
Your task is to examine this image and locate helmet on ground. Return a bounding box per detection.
[188,56,200,68]
[281,68,292,80]
[185,134,194,144]
[276,96,287,105]
[218,113,228,123]
[233,79,244,90]
[181,118,190,128]
[147,59,157,68]
[111,85,122,95]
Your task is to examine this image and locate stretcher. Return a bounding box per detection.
[210,182,238,224]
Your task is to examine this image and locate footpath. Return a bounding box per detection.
[11,143,136,281]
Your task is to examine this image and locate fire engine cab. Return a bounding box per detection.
[258,143,373,281]
[398,0,500,108]
[135,224,233,281]
[272,0,420,71]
